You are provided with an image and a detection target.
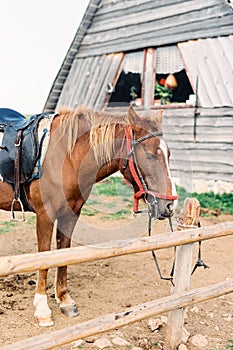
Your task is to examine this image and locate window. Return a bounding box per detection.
[155,46,194,105]
[155,69,194,104]
[108,46,194,108]
[108,51,144,107]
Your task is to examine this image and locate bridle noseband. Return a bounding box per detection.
[121,124,178,217]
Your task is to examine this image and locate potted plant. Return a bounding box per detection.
[154,78,173,105]
[130,85,137,105]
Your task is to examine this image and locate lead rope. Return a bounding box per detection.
[122,124,178,284]
[191,222,209,274]
[148,206,174,285]
[148,215,210,284]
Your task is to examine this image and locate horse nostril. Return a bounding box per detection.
[167,202,174,213]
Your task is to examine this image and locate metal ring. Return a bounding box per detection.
[145,191,157,206]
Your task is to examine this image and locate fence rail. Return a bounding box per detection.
[1,220,233,350]
[2,278,233,350]
[0,221,232,277]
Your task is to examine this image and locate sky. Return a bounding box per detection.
[0,0,90,114]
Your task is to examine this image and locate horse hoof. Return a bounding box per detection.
[60,304,79,317]
[35,315,54,327]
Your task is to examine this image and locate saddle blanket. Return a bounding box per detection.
[0,113,56,182]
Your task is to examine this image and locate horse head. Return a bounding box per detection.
[121,107,178,220]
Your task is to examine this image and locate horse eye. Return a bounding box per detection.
[146,152,157,160]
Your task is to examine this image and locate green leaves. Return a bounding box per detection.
[154,84,173,104]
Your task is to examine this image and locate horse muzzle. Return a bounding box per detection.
[144,191,177,219]
[157,199,177,220]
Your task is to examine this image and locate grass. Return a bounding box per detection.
[177,186,233,214]
[226,340,233,349]
[82,176,134,220]
[101,208,131,220]
[0,214,36,235]
[81,176,233,220]
[0,221,18,234]
[0,177,232,230]
[91,176,133,198]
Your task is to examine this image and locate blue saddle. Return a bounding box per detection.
[0,108,28,128]
[0,108,49,184]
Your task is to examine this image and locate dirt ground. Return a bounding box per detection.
[0,208,233,349]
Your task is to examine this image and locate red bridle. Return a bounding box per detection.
[122,125,178,212]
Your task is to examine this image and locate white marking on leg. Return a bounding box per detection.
[33,293,54,326]
[33,293,51,317]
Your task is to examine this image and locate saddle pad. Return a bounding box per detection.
[31,114,56,179]
[0,133,3,181]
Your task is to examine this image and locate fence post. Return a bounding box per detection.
[166,198,200,349]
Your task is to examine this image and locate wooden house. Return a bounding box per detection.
[44,0,233,193]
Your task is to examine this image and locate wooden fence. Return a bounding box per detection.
[1,220,233,350]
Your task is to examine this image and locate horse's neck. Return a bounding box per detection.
[95,160,120,183]
[94,124,126,183]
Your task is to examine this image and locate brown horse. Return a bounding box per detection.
[0,106,178,326]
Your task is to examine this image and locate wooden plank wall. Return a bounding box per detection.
[56,53,124,111]
[106,106,233,192]
[162,108,233,192]
[44,0,233,112]
[78,0,233,57]
[44,0,101,112]
[178,36,233,108]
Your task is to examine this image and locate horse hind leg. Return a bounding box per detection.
[33,215,54,327]
[55,264,78,317]
[55,215,79,317]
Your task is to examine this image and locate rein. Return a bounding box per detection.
[121,124,179,284]
[121,124,207,283]
[122,124,178,214]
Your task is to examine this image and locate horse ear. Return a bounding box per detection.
[156,109,163,124]
[142,109,163,126]
[127,106,142,128]
[155,109,163,124]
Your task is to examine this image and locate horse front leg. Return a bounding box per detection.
[33,213,54,327]
[55,213,79,317]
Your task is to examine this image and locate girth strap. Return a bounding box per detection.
[11,130,25,221]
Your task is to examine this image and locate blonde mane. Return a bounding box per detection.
[58,106,130,165]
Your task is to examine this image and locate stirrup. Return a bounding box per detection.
[10,198,25,222]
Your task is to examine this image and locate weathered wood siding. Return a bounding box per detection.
[44,0,233,112]
[79,0,233,57]
[178,36,233,108]
[42,0,233,191]
[163,108,233,192]
[106,106,233,192]
[44,0,101,112]
[56,53,123,111]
